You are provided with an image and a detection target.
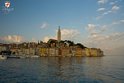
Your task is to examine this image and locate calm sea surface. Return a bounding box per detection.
[0,55,124,83]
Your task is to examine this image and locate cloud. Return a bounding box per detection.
[43,36,56,43]
[97,8,105,12]
[43,36,50,43]
[85,31,124,55]
[40,22,49,29]
[98,0,108,4]
[86,24,96,32]
[112,19,124,25]
[86,24,107,34]
[111,5,120,11]
[110,1,118,5]
[0,35,23,43]
[85,23,124,55]
[97,5,120,17]
[96,16,103,20]
[96,1,120,19]
[110,2,115,5]
[86,23,124,42]
[61,29,80,40]
[43,28,80,42]
[102,10,112,15]
[86,24,107,41]
[102,6,119,15]
[120,20,124,23]
[90,32,124,42]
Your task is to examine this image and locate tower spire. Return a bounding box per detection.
[57,26,61,42]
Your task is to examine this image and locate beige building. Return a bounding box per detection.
[75,48,83,56]
[49,48,58,56]
[61,47,71,57]
[85,48,104,57]
[0,44,7,52]
[39,47,48,56]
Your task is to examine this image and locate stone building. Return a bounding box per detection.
[85,48,103,57]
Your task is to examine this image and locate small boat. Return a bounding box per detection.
[7,55,20,59]
[19,56,26,59]
[30,55,40,58]
[0,55,7,60]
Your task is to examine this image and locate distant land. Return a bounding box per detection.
[0,27,104,57]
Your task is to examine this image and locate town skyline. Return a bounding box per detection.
[0,27,103,57]
[0,0,124,55]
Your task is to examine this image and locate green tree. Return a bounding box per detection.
[76,43,86,49]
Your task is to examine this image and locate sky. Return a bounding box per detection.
[0,0,124,55]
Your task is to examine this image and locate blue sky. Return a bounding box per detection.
[0,0,124,55]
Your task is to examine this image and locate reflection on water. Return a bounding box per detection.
[0,56,124,83]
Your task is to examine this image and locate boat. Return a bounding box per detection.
[7,55,20,59]
[0,55,7,60]
[30,55,40,58]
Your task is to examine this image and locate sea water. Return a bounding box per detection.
[0,55,124,83]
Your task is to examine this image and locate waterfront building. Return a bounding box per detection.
[0,44,7,52]
[61,47,71,56]
[49,48,58,56]
[39,48,48,56]
[0,26,104,57]
[85,48,103,57]
[75,48,84,56]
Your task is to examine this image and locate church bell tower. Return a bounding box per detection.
[57,26,61,42]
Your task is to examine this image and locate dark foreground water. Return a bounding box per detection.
[0,55,124,83]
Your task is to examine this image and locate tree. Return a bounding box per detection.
[76,43,86,49]
[47,39,57,47]
[64,40,74,46]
